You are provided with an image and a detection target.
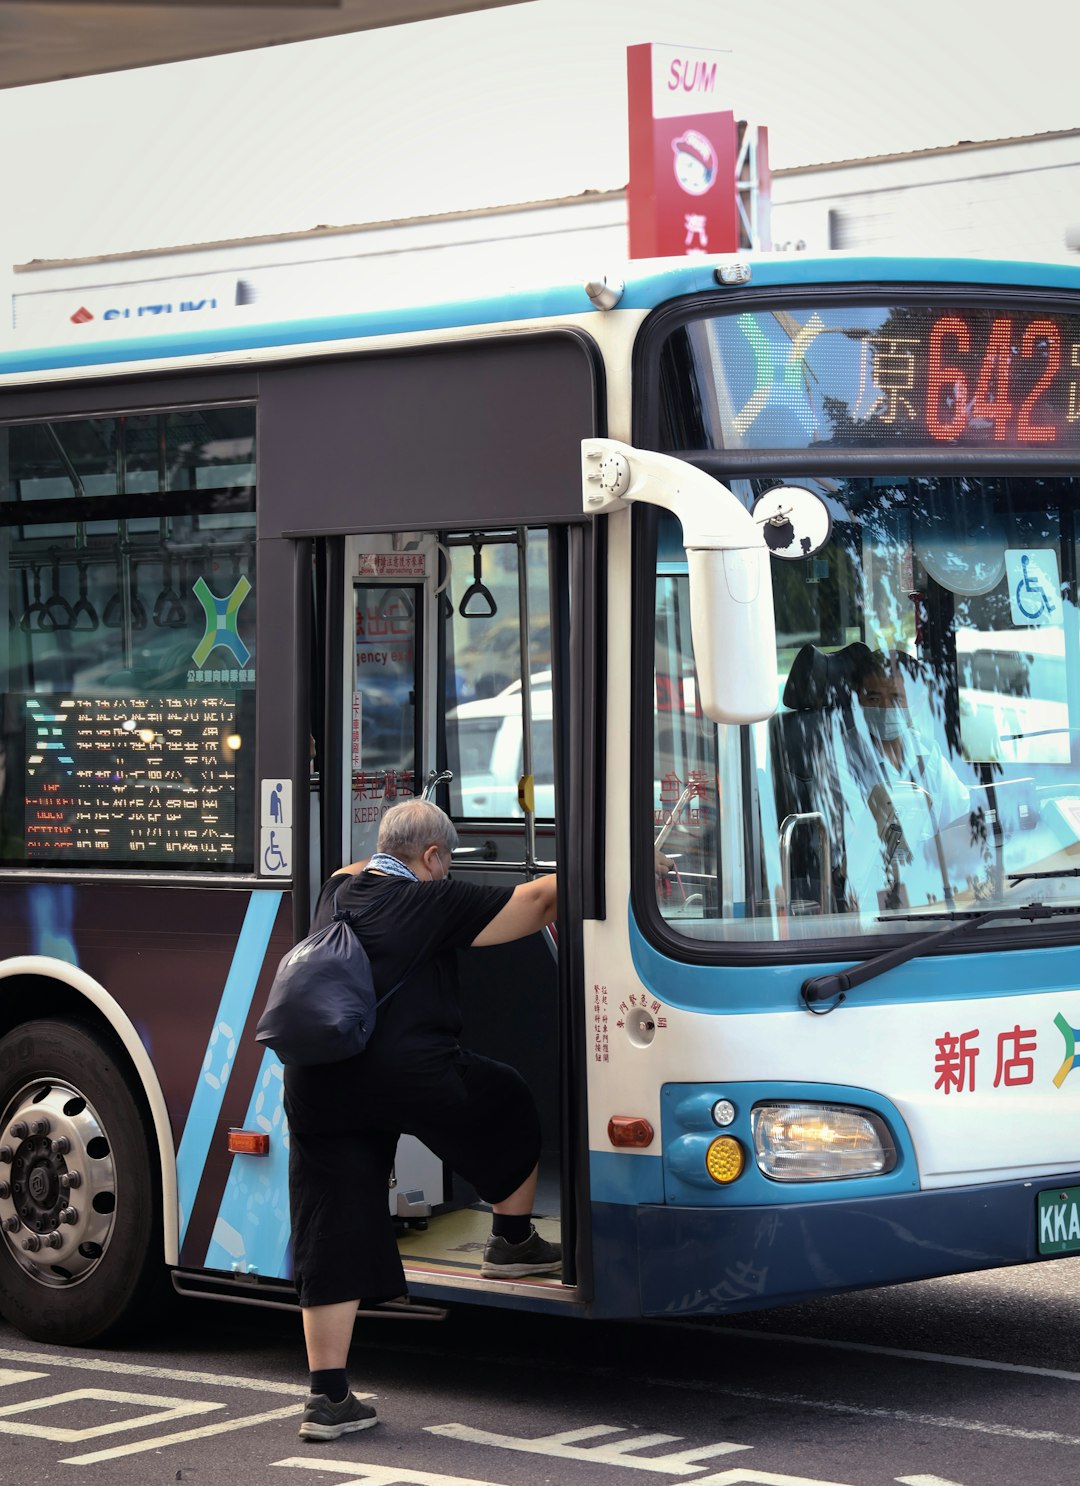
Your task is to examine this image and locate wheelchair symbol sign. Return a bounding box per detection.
[1006,549,1062,627]
[260,827,292,876]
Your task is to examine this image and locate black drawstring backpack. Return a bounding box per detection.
[254,887,410,1066]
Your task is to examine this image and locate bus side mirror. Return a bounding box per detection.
[582,439,778,725]
[686,546,776,724]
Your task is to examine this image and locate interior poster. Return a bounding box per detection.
[350,582,419,861]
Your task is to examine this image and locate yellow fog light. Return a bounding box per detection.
[705,1136,745,1185]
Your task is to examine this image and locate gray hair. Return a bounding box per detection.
[376,799,458,863]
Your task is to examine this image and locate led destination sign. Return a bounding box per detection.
[697,304,1080,452]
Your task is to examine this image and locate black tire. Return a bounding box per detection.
[0,1019,163,1345]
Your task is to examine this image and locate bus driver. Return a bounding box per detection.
[839,645,972,911]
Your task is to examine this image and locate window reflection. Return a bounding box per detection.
[0,408,256,870]
[444,530,553,821]
[652,475,1080,943]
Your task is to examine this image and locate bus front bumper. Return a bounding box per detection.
[591,1173,1080,1318]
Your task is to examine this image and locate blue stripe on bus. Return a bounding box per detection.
[204,1050,292,1279]
[26,883,78,965]
[0,284,594,376]
[4,256,1077,381]
[175,889,282,1249]
[590,1150,665,1205]
[628,907,1080,1015]
[669,253,1080,297]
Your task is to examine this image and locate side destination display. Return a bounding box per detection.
[23,692,247,866]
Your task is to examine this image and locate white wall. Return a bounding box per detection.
[8,131,1080,349]
[770,132,1080,262]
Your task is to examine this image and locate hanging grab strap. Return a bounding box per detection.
[20,566,52,633]
[71,560,99,631]
[457,541,497,618]
[43,552,75,632]
[153,555,186,628]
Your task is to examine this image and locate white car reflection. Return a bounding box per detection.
[448,674,554,819]
[956,627,1070,766]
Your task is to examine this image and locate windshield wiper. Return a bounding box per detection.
[1008,867,1080,885]
[801,901,1080,1011]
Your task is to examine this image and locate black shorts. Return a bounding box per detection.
[286,1051,542,1307]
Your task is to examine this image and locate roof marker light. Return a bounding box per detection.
[714,261,752,287]
[584,276,625,310]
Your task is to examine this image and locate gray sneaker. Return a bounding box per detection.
[298,1392,379,1441]
[480,1225,562,1278]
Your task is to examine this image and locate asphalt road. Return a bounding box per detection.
[2,1257,1080,1485]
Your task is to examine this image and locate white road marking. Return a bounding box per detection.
[60,1402,308,1464]
[640,1378,1080,1446]
[896,1478,968,1486]
[276,1463,515,1485]
[710,1325,1080,1386]
[276,1465,857,1486]
[679,1476,859,1486]
[0,1368,46,1386]
[0,1345,305,1395]
[426,1423,750,1472]
[0,1387,222,1441]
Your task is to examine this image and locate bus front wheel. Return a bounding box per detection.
[0,1019,162,1345]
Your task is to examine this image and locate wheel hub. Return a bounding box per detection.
[22,1151,60,1215]
[0,1082,116,1286]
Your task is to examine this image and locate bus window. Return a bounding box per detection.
[0,409,256,870]
[649,475,1080,944]
[350,581,421,861]
[957,631,1069,770]
[444,530,554,822]
[653,548,720,917]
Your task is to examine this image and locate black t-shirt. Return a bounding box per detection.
[283,870,513,1126]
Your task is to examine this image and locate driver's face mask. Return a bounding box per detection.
[863,704,910,743]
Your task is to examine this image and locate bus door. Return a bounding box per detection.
[316,525,573,1298]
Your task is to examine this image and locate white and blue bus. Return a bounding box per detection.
[0,251,1079,1344]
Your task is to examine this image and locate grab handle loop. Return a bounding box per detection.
[458,542,497,618]
[153,556,186,628]
[103,554,125,629]
[378,586,415,620]
[103,559,147,630]
[71,560,99,631]
[128,560,147,631]
[20,566,52,632]
[43,551,75,631]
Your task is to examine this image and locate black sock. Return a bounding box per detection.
[491,1213,532,1245]
[310,1368,349,1403]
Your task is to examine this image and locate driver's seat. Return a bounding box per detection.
[771,645,856,914]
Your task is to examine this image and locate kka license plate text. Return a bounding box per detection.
[1038,1186,1080,1254]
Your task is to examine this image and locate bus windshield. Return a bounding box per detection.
[649,298,1080,945]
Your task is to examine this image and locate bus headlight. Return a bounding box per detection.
[751,1103,897,1181]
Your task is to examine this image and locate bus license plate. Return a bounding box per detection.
[1037,1186,1080,1254]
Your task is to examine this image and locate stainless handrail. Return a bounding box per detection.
[779,811,831,916]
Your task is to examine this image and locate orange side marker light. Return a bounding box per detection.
[228,1130,270,1156]
[607,1116,654,1148]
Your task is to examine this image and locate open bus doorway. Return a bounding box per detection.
[316,526,570,1300]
